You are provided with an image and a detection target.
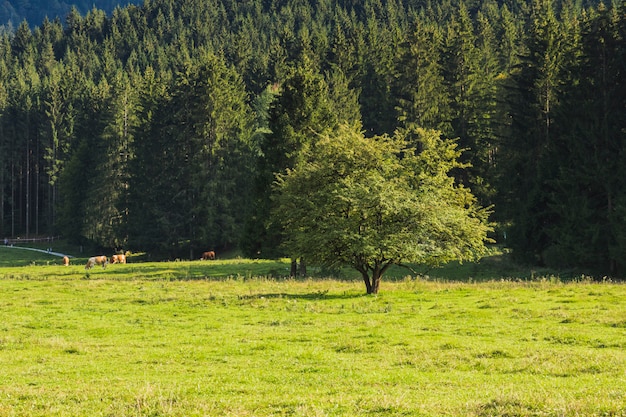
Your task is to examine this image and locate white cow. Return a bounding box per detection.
[85,255,108,270]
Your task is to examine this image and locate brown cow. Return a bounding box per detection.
[201,251,216,260]
[62,256,70,266]
[111,254,126,264]
[85,255,108,270]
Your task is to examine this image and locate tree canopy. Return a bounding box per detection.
[273,124,493,293]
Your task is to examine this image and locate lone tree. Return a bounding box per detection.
[273,123,492,294]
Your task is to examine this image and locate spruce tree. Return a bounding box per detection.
[395,16,451,135]
[246,55,337,257]
[500,0,567,263]
[545,3,625,274]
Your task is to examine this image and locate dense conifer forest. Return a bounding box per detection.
[0,0,624,275]
[0,1,142,30]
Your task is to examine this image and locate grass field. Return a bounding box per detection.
[0,246,625,416]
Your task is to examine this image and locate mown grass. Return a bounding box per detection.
[0,248,625,416]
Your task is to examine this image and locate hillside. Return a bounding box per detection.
[0,0,142,29]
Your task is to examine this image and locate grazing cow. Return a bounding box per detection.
[201,251,216,260]
[111,254,126,264]
[62,256,70,266]
[85,255,108,270]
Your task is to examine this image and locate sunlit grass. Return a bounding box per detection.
[0,256,624,416]
[0,244,566,282]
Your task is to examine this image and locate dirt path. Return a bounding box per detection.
[3,245,73,258]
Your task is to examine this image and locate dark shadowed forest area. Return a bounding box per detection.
[0,0,624,276]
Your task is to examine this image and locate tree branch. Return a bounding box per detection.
[397,263,421,275]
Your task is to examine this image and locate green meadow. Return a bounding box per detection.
[0,246,625,416]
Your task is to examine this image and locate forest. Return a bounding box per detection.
[0,0,624,275]
[0,0,142,31]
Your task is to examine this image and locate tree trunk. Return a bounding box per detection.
[359,262,388,294]
[290,258,297,277]
[299,257,306,277]
[0,160,4,237]
[11,161,15,236]
[361,271,382,294]
[608,192,617,275]
[361,271,373,294]
[26,137,30,237]
[371,267,382,294]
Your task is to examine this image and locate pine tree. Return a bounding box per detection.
[127,66,173,254]
[52,52,96,243]
[0,34,9,237]
[187,52,254,254]
[7,48,41,237]
[128,52,253,257]
[466,10,502,205]
[127,73,189,256]
[545,3,625,274]
[395,15,451,135]
[498,4,523,73]
[499,0,568,263]
[444,2,479,147]
[246,55,338,257]
[359,14,398,136]
[82,70,138,249]
[41,63,71,231]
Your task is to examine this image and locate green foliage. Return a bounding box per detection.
[498,0,569,263]
[128,52,253,258]
[246,55,341,257]
[396,16,451,135]
[273,124,492,293]
[0,0,623,279]
[1,1,143,29]
[542,3,626,274]
[498,0,626,276]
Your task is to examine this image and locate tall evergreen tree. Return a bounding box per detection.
[0,34,9,237]
[544,3,625,274]
[500,0,569,263]
[82,70,138,249]
[41,63,72,232]
[466,10,502,205]
[128,52,252,257]
[498,4,523,73]
[245,55,338,257]
[126,66,172,254]
[439,4,503,206]
[359,14,399,136]
[6,49,41,237]
[187,52,254,254]
[53,53,97,243]
[396,15,451,135]
[444,2,479,146]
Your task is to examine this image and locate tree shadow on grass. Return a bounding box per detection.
[237,291,368,301]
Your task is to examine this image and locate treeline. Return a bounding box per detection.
[0,0,624,274]
[0,1,142,31]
